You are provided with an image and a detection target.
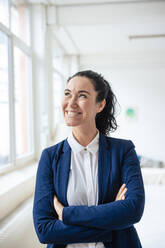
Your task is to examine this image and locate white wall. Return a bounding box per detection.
[109,67,165,162]
[0,198,43,248]
[80,54,165,162]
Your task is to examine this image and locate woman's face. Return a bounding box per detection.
[62,76,105,128]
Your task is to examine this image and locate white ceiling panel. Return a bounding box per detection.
[27,0,165,6]
[27,0,165,55]
[48,0,147,5]
[64,23,165,55]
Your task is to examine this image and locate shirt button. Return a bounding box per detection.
[84,147,87,151]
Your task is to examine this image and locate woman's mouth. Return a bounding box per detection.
[66,111,82,117]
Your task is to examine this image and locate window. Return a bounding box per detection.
[0,31,10,167]
[0,1,33,171]
[53,71,65,125]
[51,52,78,135]
[11,1,30,45]
[0,0,9,27]
[14,46,33,158]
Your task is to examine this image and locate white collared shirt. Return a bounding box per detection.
[66,130,104,248]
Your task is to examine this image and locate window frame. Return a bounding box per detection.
[49,66,66,140]
[0,3,35,175]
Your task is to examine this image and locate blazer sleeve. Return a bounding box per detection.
[33,149,113,244]
[62,140,145,231]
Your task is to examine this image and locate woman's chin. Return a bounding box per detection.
[65,121,81,127]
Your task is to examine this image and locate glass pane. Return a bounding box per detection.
[53,56,63,73]
[0,31,10,167]
[0,0,9,27]
[53,73,64,123]
[11,2,30,45]
[14,46,32,158]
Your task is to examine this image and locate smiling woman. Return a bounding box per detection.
[62,76,106,136]
[33,70,145,248]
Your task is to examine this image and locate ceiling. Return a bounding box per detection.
[26,0,165,5]
[27,0,165,56]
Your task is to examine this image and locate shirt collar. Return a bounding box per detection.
[67,130,99,155]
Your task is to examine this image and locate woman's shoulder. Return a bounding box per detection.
[41,138,67,159]
[105,135,135,150]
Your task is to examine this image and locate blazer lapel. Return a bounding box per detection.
[54,139,71,207]
[98,133,112,204]
[54,133,112,207]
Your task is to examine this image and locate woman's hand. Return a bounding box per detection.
[115,183,127,201]
[53,184,127,221]
[54,195,64,221]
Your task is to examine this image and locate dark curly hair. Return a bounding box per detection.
[67,70,119,136]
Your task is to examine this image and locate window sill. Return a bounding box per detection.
[142,167,165,185]
[0,162,37,221]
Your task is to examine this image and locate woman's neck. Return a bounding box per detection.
[72,126,98,147]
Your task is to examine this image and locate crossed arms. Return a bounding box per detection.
[33,140,145,244]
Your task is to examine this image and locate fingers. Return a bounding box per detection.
[54,195,60,210]
[121,195,125,200]
[53,195,64,221]
[117,183,126,196]
[54,195,58,202]
[120,187,127,200]
[117,183,126,197]
[115,183,127,201]
[54,195,64,208]
[115,184,125,199]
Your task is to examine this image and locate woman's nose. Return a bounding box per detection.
[68,96,78,107]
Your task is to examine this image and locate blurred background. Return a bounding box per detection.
[0,0,165,247]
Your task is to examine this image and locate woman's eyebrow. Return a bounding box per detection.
[64,89,90,95]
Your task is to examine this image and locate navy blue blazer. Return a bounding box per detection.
[33,132,145,248]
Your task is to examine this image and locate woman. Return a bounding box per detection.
[33,70,145,248]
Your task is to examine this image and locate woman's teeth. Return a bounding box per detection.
[67,111,81,117]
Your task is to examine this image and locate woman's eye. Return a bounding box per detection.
[64,92,70,96]
[79,94,87,98]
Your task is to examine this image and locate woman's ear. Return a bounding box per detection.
[97,99,106,113]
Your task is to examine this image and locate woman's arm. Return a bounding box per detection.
[33,149,113,244]
[62,140,145,231]
[54,184,127,221]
